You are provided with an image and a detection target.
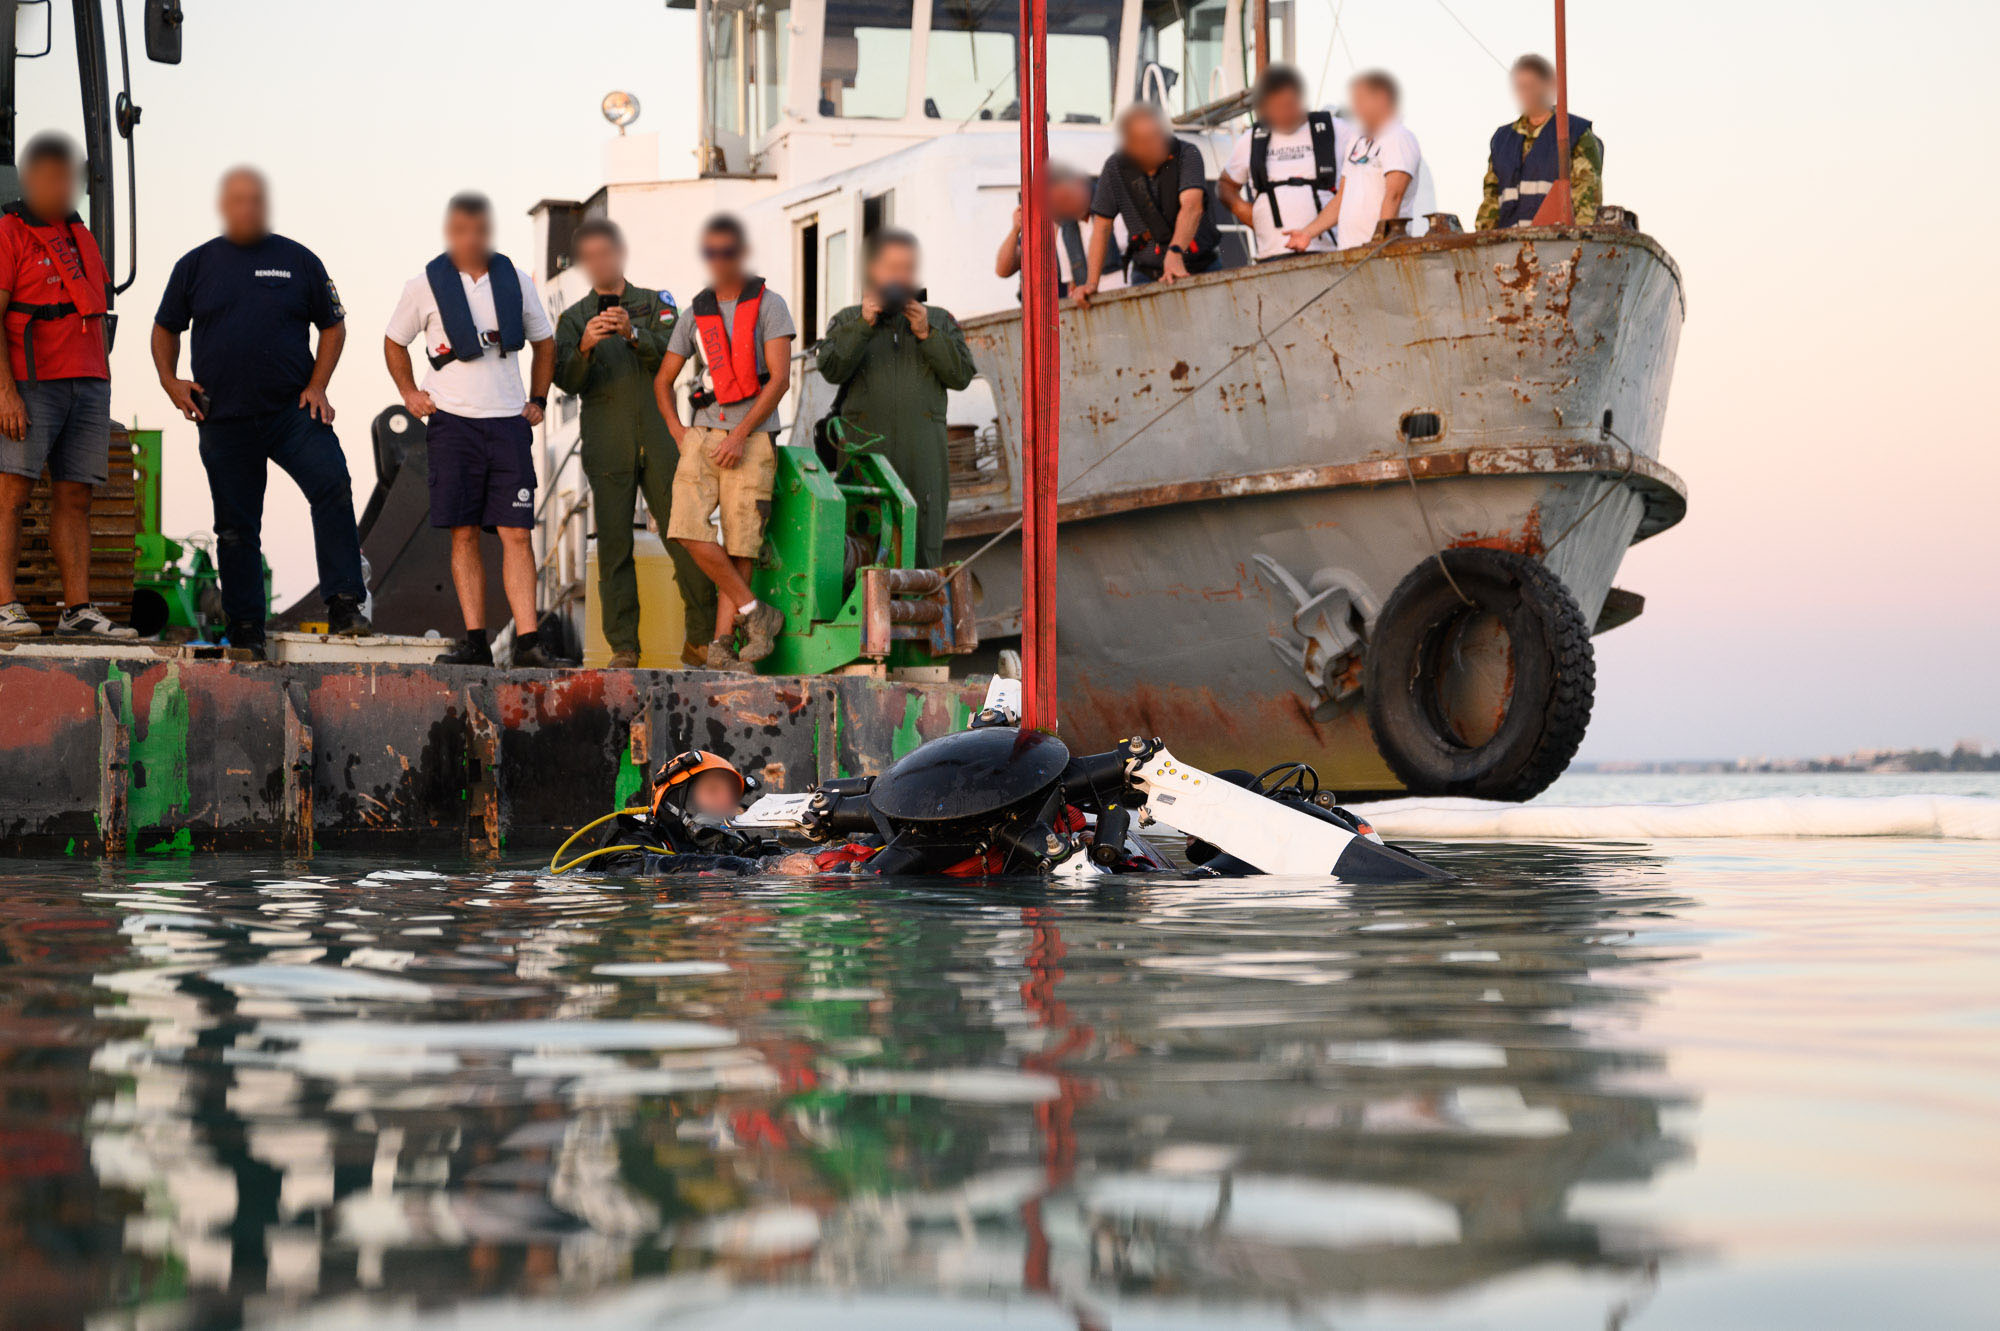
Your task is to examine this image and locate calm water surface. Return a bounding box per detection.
[1,828,1995,1329]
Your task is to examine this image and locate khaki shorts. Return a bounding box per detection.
[666,426,776,558]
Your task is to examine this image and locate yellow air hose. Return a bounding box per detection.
[549,807,660,875]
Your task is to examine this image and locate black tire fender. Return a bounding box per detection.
[1363,548,1595,801]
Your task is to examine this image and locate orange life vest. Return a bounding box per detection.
[689,276,768,408]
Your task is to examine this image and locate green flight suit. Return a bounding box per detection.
[815,303,977,568]
[553,283,715,653]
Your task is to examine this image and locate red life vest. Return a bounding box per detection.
[1,203,110,382]
[689,276,768,408]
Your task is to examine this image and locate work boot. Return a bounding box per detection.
[607,649,641,669]
[57,603,139,640]
[735,602,785,663]
[226,619,268,662]
[705,638,752,674]
[679,640,708,668]
[326,594,374,637]
[436,635,494,666]
[0,601,41,637]
[513,638,560,669]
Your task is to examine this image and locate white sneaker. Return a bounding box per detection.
[0,601,40,637]
[57,603,138,639]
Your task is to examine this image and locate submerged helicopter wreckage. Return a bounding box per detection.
[557,680,1448,882]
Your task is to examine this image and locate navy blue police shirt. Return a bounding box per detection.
[154,233,345,420]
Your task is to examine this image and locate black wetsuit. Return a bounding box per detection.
[572,811,781,877]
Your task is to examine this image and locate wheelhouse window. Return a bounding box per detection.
[924,0,1123,124]
[704,0,792,165]
[1138,0,1251,117]
[820,0,914,118]
[707,0,747,142]
[754,0,792,136]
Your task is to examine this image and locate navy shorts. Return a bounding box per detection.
[0,377,111,485]
[425,409,535,530]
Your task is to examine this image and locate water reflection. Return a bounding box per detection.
[0,847,1691,1326]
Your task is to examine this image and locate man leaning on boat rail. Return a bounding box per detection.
[1076,104,1222,299]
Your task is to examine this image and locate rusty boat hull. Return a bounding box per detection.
[946,225,1687,797]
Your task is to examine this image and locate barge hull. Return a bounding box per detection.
[0,654,982,857]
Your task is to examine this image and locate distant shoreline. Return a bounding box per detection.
[1576,749,2000,776]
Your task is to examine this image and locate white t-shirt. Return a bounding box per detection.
[1223,113,1355,259]
[384,262,555,419]
[1334,120,1431,250]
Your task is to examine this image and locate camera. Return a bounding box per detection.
[876,282,927,311]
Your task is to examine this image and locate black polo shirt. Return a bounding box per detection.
[155,233,344,420]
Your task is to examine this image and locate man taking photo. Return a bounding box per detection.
[153,167,370,656]
[0,133,133,639]
[552,219,714,668]
[654,215,793,673]
[816,230,976,570]
[383,192,557,668]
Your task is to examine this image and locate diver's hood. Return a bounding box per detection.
[869,726,1071,826]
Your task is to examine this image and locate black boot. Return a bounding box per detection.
[226,619,268,662]
[513,638,559,669]
[436,634,494,666]
[326,594,374,637]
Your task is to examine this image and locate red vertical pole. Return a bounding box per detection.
[1018,0,1060,731]
[1534,0,1576,225]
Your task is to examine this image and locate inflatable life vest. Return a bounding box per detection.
[424,252,525,370]
[689,276,769,408]
[1490,113,1593,228]
[1105,146,1220,278]
[0,202,110,382]
[1248,110,1342,229]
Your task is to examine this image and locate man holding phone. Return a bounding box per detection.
[552,219,713,667]
[154,166,370,655]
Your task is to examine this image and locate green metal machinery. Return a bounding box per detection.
[750,446,975,675]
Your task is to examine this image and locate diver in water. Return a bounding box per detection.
[549,749,822,877]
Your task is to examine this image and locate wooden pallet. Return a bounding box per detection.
[14,425,136,629]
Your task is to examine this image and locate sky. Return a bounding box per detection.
[19,0,2000,762]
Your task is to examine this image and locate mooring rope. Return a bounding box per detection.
[1540,421,1645,559]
